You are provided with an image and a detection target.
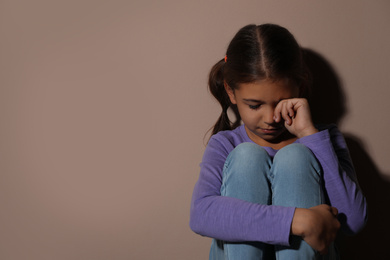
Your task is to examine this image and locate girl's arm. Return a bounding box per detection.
[190,133,343,252]
[190,136,296,245]
[298,125,368,234]
[274,98,367,234]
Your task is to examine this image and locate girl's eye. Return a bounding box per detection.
[249,104,261,110]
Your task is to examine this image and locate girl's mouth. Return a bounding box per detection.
[259,128,280,134]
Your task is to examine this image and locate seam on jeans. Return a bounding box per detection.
[220,164,228,196]
[223,241,229,260]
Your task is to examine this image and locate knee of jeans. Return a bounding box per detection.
[223,143,271,187]
[273,143,321,174]
[227,142,269,164]
[224,143,270,174]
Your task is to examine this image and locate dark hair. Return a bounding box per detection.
[208,24,310,136]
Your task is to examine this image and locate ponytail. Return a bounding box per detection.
[208,59,241,137]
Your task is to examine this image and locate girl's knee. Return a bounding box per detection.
[224,142,271,179]
[273,144,321,176]
[276,143,312,159]
[222,143,272,203]
[274,144,316,164]
[271,144,324,206]
[229,142,269,163]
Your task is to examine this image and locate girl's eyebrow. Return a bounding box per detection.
[243,99,264,103]
[243,98,287,104]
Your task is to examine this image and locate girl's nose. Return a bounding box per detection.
[264,107,275,124]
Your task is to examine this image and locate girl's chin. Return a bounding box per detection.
[256,129,293,143]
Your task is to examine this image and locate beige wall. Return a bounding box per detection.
[1,0,389,259]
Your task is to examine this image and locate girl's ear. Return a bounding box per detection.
[224,82,237,104]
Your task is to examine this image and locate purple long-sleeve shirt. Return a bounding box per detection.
[190,124,367,246]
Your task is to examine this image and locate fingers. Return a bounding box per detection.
[281,101,294,125]
[318,208,340,255]
[304,205,340,255]
[330,206,338,217]
[274,99,295,125]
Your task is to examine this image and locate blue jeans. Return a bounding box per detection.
[209,143,338,260]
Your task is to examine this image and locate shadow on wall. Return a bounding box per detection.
[304,49,390,259]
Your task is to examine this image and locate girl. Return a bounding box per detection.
[189,24,367,260]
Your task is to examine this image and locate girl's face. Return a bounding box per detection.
[225,79,299,147]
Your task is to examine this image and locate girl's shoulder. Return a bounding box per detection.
[315,124,343,138]
[312,124,350,151]
[315,123,337,131]
[206,125,250,155]
[210,125,249,146]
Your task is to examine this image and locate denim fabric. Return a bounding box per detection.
[209,142,338,260]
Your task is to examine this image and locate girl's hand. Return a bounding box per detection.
[274,98,317,138]
[292,205,341,255]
